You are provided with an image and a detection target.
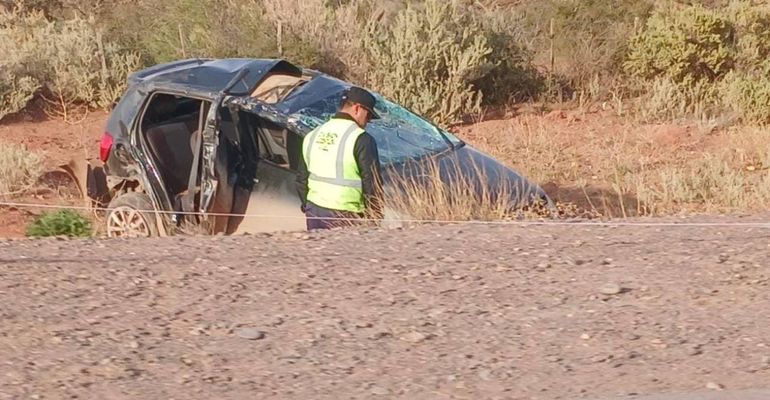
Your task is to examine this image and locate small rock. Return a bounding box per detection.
[706,382,724,391]
[369,331,391,340]
[477,369,493,381]
[718,254,730,264]
[686,345,703,356]
[236,328,266,340]
[401,331,430,343]
[624,333,641,341]
[370,385,390,395]
[355,321,373,329]
[128,341,139,349]
[600,283,622,296]
[580,333,591,340]
[601,258,613,265]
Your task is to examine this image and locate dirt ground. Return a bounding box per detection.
[0,110,107,237]
[1,218,769,399]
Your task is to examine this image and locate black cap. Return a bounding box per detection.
[342,86,380,119]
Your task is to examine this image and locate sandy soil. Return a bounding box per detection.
[1,219,769,399]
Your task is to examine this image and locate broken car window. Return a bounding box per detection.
[287,91,463,165]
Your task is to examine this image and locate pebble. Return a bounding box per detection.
[706,381,724,390]
[686,345,703,356]
[600,283,622,295]
[477,369,493,381]
[370,385,390,395]
[580,333,591,340]
[236,328,266,340]
[400,331,430,343]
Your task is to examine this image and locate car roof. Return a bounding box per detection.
[128,58,304,96]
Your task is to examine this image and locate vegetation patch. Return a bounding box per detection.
[26,209,93,238]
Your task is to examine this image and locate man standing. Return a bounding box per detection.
[296,86,384,230]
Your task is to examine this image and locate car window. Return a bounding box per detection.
[288,91,463,165]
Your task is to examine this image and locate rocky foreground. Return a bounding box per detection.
[1,219,770,399]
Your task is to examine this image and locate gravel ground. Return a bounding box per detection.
[1,219,770,399]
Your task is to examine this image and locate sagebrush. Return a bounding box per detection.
[0,4,140,116]
[0,142,43,195]
[363,0,492,126]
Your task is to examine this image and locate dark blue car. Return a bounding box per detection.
[97,58,551,237]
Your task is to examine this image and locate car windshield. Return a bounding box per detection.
[287,90,463,165]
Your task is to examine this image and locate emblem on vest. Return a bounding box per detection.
[316,131,338,151]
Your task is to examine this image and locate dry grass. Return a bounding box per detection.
[0,141,43,196]
[458,112,770,217]
[379,155,552,223]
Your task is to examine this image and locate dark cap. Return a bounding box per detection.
[342,86,380,119]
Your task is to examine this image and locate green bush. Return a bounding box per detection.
[727,2,770,71]
[721,71,770,124]
[362,0,492,126]
[626,3,770,122]
[0,74,39,121]
[625,4,735,86]
[26,210,93,238]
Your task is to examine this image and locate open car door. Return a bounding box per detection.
[193,62,304,234]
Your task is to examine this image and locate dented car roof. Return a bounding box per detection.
[127,58,305,95]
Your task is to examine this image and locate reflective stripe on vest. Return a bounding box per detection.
[302,118,366,213]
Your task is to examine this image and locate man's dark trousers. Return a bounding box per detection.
[304,202,365,230]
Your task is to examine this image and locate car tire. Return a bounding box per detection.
[105,192,160,238]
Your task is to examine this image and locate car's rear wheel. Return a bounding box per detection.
[106,192,159,238]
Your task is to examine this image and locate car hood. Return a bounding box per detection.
[384,144,552,209]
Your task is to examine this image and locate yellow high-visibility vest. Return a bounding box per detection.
[302,118,366,213]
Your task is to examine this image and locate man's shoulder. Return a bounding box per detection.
[355,131,376,146]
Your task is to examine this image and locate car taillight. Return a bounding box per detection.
[99,132,114,162]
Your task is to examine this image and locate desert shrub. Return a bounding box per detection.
[0,74,39,121]
[727,2,770,70]
[625,4,735,86]
[26,210,93,238]
[517,0,652,96]
[626,3,770,122]
[471,5,544,104]
[0,5,140,112]
[262,0,381,82]
[0,142,43,195]
[113,0,321,69]
[362,0,492,126]
[720,71,770,124]
[639,77,720,122]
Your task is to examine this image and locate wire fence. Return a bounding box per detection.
[1,200,770,228]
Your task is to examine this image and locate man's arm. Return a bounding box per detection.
[354,133,384,218]
[295,136,309,212]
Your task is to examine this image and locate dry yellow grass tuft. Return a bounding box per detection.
[0,141,43,196]
[380,155,551,223]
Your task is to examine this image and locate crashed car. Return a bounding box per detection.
[93,58,551,237]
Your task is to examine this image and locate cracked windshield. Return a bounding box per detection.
[289,91,462,165]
